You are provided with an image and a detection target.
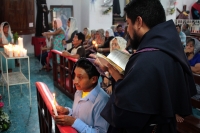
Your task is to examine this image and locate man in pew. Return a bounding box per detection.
[62,32,86,59]
[54,58,109,133]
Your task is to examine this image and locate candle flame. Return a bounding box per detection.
[92,40,96,45]
[53,93,56,105]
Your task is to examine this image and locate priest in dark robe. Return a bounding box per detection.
[99,0,197,133]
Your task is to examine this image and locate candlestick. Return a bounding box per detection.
[52,93,58,116]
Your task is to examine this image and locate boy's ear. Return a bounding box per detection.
[91,76,98,84]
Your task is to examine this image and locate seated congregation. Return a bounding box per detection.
[2,0,200,132]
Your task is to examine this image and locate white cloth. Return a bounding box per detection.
[84,27,91,37]
[105,28,114,37]
[55,18,62,29]
[192,37,200,55]
[67,17,78,39]
[110,37,127,52]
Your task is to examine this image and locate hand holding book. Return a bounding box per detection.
[96,49,131,74]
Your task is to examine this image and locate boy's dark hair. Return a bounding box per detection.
[75,32,85,44]
[117,24,122,29]
[74,58,100,79]
[176,25,181,29]
[124,0,166,29]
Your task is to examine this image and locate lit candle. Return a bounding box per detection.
[18,37,23,48]
[52,93,58,116]
[8,48,13,57]
[24,49,27,56]
[20,49,23,57]
[4,45,7,54]
[14,48,18,57]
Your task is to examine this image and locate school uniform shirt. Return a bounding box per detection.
[67,83,109,133]
[68,45,86,58]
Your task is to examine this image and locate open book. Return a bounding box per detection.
[96,49,131,74]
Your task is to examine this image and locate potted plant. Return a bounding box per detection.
[13,32,19,44]
[0,94,11,132]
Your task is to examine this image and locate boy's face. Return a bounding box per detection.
[73,67,97,92]
[72,35,82,46]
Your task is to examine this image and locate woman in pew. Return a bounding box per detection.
[62,17,78,50]
[185,37,200,101]
[84,30,97,57]
[53,58,109,133]
[83,27,91,45]
[185,37,200,74]
[0,22,15,71]
[102,37,128,95]
[96,29,114,56]
[95,29,105,48]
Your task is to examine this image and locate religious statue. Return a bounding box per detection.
[191,0,200,19]
[113,0,121,16]
[35,0,50,37]
[176,5,190,19]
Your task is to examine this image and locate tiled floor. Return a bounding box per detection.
[0,56,73,133]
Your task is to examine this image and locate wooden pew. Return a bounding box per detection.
[51,50,77,100]
[177,73,200,133]
[36,82,77,133]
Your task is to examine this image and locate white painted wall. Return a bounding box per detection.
[89,0,113,30]
[79,0,90,32]
[160,0,177,22]
[72,0,82,32]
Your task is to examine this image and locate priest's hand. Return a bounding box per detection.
[107,63,123,81]
[56,105,69,115]
[54,115,76,126]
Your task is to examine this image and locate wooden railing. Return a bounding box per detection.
[177,73,200,133]
[36,82,77,133]
[51,50,77,100]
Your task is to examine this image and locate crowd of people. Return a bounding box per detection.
[0,0,199,133]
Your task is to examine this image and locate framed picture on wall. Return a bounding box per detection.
[50,5,73,30]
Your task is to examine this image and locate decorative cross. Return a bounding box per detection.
[176,5,190,19]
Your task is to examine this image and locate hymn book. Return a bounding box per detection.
[96,49,131,74]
